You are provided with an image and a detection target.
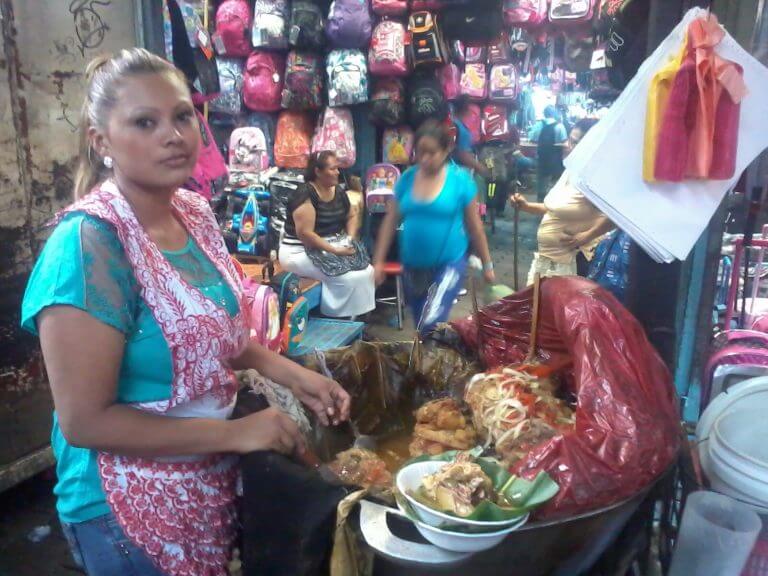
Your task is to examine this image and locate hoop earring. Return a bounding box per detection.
[103,156,113,169]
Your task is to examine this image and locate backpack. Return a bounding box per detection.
[458,103,482,145]
[450,40,466,64]
[281,51,324,110]
[326,49,369,107]
[242,279,282,352]
[262,265,302,322]
[187,110,228,200]
[439,63,462,100]
[289,1,325,50]
[489,63,518,101]
[269,173,302,252]
[408,12,447,68]
[460,63,488,100]
[281,296,309,355]
[365,163,400,213]
[274,111,314,169]
[326,0,373,49]
[587,230,631,303]
[252,0,289,50]
[549,0,596,25]
[243,112,276,165]
[488,31,513,64]
[210,58,244,116]
[372,0,408,16]
[369,20,409,77]
[408,74,447,126]
[503,0,548,28]
[411,0,445,10]
[243,51,285,112]
[229,127,270,172]
[215,0,253,57]
[464,46,487,64]
[382,126,414,165]
[369,78,406,126]
[442,1,504,47]
[481,104,511,142]
[478,144,509,182]
[312,107,357,168]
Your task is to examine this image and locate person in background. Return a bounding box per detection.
[452,96,491,178]
[373,120,495,335]
[513,118,614,285]
[21,48,349,576]
[280,151,376,318]
[528,105,568,201]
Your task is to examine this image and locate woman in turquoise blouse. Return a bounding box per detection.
[22,48,349,576]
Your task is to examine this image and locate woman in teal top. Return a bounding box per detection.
[22,48,350,576]
[373,119,495,335]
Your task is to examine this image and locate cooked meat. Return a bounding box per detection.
[420,457,493,517]
[409,436,454,457]
[328,448,393,488]
[409,398,478,457]
[413,424,477,450]
[416,398,467,430]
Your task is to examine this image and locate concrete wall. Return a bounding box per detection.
[0,0,138,471]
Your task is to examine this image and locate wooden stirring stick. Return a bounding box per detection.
[526,273,542,364]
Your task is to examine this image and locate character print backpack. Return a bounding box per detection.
[243,51,285,112]
[489,63,518,101]
[311,107,357,168]
[407,74,447,126]
[382,126,414,165]
[369,78,406,126]
[215,0,253,57]
[369,19,409,77]
[326,49,369,107]
[210,58,244,115]
[252,0,289,50]
[274,111,314,169]
[460,63,488,100]
[242,279,282,352]
[281,51,324,110]
[229,127,270,173]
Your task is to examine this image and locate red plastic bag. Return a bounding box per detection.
[452,276,680,518]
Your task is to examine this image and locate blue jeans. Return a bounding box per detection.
[404,258,467,336]
[60,513,166,576]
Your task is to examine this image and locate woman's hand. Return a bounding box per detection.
[511,193,529,211]
[483,268,497,284]
[561,230,590,251]
[374,263,387,286]
[332,245,356,257]
[230,407,306,455]
[291,369,351,426]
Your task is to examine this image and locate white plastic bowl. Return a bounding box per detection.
[411,514,527,553]
[396,461,527,531]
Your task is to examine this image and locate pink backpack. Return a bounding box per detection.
[458,103,482,145]
[275,111,313,169]
[243,51,285,112]
[228,127,270,173]
[489,64,518,101]
[549,0,596,25]
[215,0,253,57]
[465,46,487,64]
[372,0,408,16]
[460,63,488,100]
[503,0,549,28]
[188,110,228,200]
[243,279,282,352]
[365,163,400,213]
[369,20,409,77]
[312,107,357,168]
[481,104,511,143]
[382,126,414,165]
[439,63,461,100]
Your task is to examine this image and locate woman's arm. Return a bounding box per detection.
[464,199,496,283]
[346,200,360,239]
[562,215,616,250]
[38,307,305,457]
[229,341,350,426]
[372,200,401,285]
[294,202,353,255]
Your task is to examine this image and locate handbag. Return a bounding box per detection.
[306,236,371,277]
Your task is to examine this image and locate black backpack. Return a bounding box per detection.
[442,0,503,47]
[407,74,447,127]
[369,78,406,126]
[478,144,509,183]
[289,1,325,50]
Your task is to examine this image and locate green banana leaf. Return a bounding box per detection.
[404,450,559,524]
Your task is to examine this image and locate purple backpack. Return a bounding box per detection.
[325,0,373,49]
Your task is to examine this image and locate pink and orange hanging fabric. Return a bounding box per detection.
[643,15,747,183]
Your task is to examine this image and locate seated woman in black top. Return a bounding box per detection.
[280,152,375,318]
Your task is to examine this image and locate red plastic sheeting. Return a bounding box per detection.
[452,276,680,518]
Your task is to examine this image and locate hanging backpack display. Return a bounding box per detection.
[481,104,511,142]
[478,144,510,182]
[408,74,448,126]
[369,20,409,77]
[243,112,276,165]
[365,163,401,213]
[442,1,504,47]
[372,0,408,16]
[282,51,324,110]
[460,63,488,100]
[439,63,462,100]
[268,173,303,251]
[369,78,406,126]
[210,58,244,115]
[488,31,513,64]
[407,11,447,68]
[382,126,414,165]
[229,127,271,173]
[275,111,314,169]
[549,0,596,25]
[252,0,289,50]
[503,0,548,28]
[464,46,487,64]
[243,51,285,112]
[458,102,482,145]
[289,1,326,50]
[312,107,357,168]
[326,49,369,107]
[326,0,374,49]
[215,0,253,57]
[187,110,228,201]
[489,63,518,101]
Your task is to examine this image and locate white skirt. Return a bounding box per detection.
[279,240,376,318]
[526,253,577,286]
